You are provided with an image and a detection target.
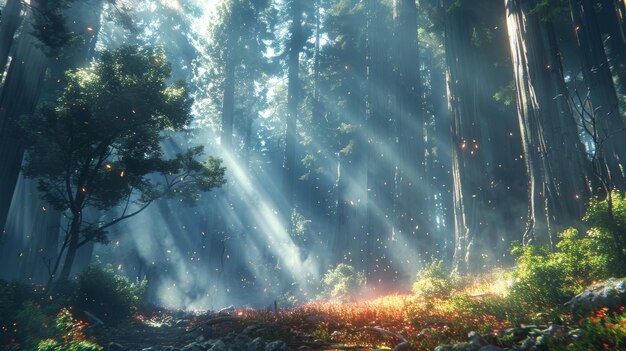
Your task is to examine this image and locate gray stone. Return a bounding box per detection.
[468,331,487,348]
[108,343,124,351]
[477,347,503,351]
[248,337,266,351]
[393,342,410,351]
[433,346,453,351]
[264,341,289,351]
[142,348,157,351]
[161,347,174,351]
[182,343,205,351]
[235,334,252,345]
[209,340,227,351]
[566,278,626,316]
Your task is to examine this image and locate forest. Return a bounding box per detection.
[1,0,626,350]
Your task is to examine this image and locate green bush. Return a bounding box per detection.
[320,264,366,301]
[412,260,460,298]
[36,308,102,351]
[510,226,621,308]
[73,264,147,323]
[509,242,571,308]
[0,281,53,349]
[508,193,626,309]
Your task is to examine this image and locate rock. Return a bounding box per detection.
[468,332,487,348]
[296,347,311,351]
[477,347,503,351]
[242,325,261,335]
[108,343,124,351]
[182,343,205,351]
[566,277,626,316]
[235,334,252,345]
[248,337,266,351]
[264,341,289,351]
[434,346,453,351]
[209,340,227,351]
[393,342,410,351]
[142,348,157,351]
[161,347,174,351]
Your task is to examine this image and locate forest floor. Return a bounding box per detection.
[90,272,535,351]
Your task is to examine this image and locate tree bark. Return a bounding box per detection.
[392,0,429,263]
[506,0,592,245]
[59,214,81,280]
[0,0,23,83]
[365,0,396,288]
[283,0,304,231]
[570,0,626,190]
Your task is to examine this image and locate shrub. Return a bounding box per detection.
[412,260,460,298]
[73,264,147,323]
[0,281,54,349]
[510,222,624,309]
[320,264,366,301]
[36,308,102,351]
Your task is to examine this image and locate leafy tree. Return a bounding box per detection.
[20,45,226,282]
[320,263,366,301]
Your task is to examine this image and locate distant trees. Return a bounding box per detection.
[207,0,275,156]
[20,46,226,281]
[6,0,626,295]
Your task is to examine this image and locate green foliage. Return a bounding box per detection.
[412,261,461,298]
[14,301,54,350]
[584,191,626,249]
[510,228,621,308]
[509,243,572,308]
[73,264,147,323]
[320,264,366,301]
[509,194,626,308]
[529,0,571,21]
[493,81,517,107]
[20,44,226,246]
[36,308,102,351]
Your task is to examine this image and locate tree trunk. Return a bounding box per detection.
[222,42,236,150]
[0,0,23,82]
[283,0,304,231]
[445,0,490,272]
[506,0,592,245]
[596,0,626,96]
[59,215,81,280]
[0,22,48,235]
[571,0,626,189]
[392,0,429,265]
[365,0,396,288]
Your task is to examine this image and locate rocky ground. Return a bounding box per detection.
[92,307,356,351]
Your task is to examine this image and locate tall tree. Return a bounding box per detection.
[570,0,626,189]
[506,0,592,245]
[0,1,50,235]
[391,0,429,261]
[283,0,307,230]
[20,46,226,280]
[365,0,397,286]
[446,0,527,271]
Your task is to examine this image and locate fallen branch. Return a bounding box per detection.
[84,310,105,329]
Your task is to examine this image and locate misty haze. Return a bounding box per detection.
[1,0,626,350]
